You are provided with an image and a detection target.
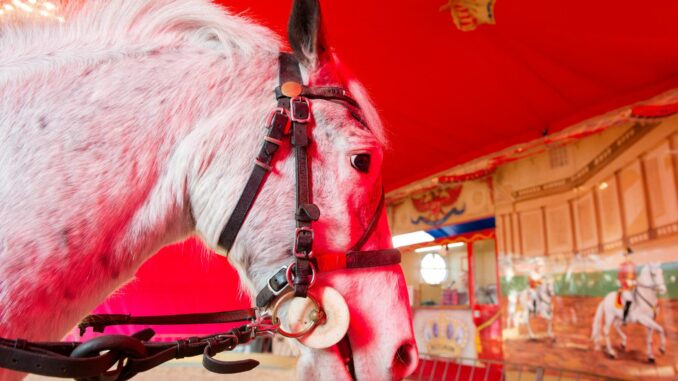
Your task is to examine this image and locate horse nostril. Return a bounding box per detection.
[392,342,418,379]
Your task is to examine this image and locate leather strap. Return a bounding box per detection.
[0,339,118,378]
[350,190,386,251]
[218,103,290,252]
[277,53,319,298]
[0,326,259,379]
[255,266,289,308]
[315,249,401,272]
[275,85,358,107]
[78,308,257,335]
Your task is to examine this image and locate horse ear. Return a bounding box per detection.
[288,0,328,68]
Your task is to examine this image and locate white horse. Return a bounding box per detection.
[0,1,418,380]
[509,278,555,340]
[591,263,667,363]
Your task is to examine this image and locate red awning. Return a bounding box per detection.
[219,0,678,190]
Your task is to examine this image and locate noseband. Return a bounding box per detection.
[218,53,401,307]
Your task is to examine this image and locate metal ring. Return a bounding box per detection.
[285,261,317,289]
[270,292,324,338]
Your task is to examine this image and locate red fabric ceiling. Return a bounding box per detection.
[218,0,678,191]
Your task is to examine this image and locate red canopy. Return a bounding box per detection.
[219,0,678,191]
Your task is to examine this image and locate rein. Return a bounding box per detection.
[634,277,661,311]
[0,53,401,380]
[634,287,658,312]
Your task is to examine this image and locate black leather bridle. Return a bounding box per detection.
[0,53,402,380]
[218,52,401,308]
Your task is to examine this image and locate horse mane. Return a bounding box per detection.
[0,0,281,83]
[0,0,388,143]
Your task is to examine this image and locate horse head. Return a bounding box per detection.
[0,0,416,379]
[644,263,667,295]
[196,1,418,379]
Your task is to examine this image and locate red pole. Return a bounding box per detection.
[467,241,475,308]
[494,235,501,300]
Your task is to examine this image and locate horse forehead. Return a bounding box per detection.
[313,105,378,147]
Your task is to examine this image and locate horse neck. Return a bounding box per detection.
[0,46,279,341]
[636,268,658,304]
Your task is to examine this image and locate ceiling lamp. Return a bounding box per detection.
[0,0,64,22]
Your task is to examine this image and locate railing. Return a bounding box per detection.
[409,355,630,381]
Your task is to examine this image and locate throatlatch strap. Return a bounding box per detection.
[218,98,290,252]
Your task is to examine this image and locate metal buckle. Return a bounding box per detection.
[267,266,289,296]
[293,227,314,258]
[266,107,289,128]
[290,96,311,123]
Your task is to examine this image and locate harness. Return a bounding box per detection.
[634,280,661,317]
[0,53,401,380]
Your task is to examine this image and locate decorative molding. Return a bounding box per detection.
[512,122,659,201]
[628,231,650,245]
[602,239,623,251]
[656,222,678,237]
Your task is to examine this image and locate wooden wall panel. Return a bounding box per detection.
[596,175,623,248]
[643,141,678,228]
[545,204,573,254]
[512,213,521,255]
[619,159,649,236]
[520,209,545,256]
[574,192,599,251]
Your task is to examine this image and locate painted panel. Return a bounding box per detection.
[596,176,623,245]
[545,204,573,254]
[412,308,477,359]
[573,192,599,250]
[389,179,494,235]
[619,160,649,236]
[500,242,678,380]
[520,209,545,256]
[644,141,678,228]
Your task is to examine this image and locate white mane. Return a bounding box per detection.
[0,0,280,83]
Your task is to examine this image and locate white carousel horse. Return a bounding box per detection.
[591,263,667,363]
[509,278,555,340]
[0,1,418,380]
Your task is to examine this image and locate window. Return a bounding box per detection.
[420,253,448,285]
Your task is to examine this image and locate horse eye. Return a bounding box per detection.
[350,154,371,173]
